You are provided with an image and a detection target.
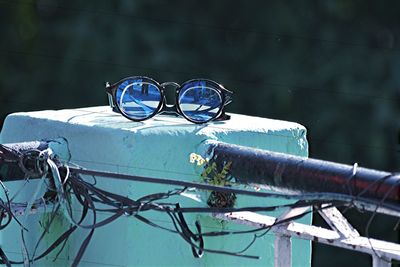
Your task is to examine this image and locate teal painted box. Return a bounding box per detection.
[0,106,310,266]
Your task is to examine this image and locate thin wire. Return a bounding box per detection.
[0,48,397,106]
[2,0,399,52]
[1,142,399,214]
[0,180,13,230]
[364,175,400,263]
[341,163,359,215]
[71,165,400,214]
[0,159,305,263]
[70,156,268,186]
[1,143,400,264]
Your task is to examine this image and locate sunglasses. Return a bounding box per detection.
[105,76,233,124]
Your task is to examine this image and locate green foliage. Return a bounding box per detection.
[201,161,236,208]
[201,161,232,187]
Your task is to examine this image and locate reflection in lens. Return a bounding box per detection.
[116,78,161,120]
[178,81,222,122]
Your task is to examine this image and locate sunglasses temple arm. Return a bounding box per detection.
[215,111,231,121]
[215,90,233,121]
[107,93,118,110]
[224,91,233,105]
[105,82,119,112]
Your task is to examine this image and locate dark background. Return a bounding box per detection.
[0,1,399,266]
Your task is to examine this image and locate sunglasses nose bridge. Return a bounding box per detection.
[160,82,181,107]
[160,81,180,89]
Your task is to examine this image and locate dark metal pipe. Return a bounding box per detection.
[207,142,400,206]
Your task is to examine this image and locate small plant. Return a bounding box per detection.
[189,153,236,208]
[201,161,232,186]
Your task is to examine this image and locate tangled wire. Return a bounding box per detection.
[0,144,399,266]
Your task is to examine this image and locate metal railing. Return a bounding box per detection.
[206,141,400,267]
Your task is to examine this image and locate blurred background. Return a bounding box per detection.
[0,0,399,266]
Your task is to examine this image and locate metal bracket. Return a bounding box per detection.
[213,204,398,267]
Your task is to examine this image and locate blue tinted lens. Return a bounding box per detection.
[116,78,161,120]
[178,81,222,122]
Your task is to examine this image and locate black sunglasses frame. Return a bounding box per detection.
[105,76,233,124]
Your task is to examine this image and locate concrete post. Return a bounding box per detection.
[0,106,310,266]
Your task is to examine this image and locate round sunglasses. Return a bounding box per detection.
[105,76,233,124]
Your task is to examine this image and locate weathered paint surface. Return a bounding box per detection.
[0,106,310,266]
